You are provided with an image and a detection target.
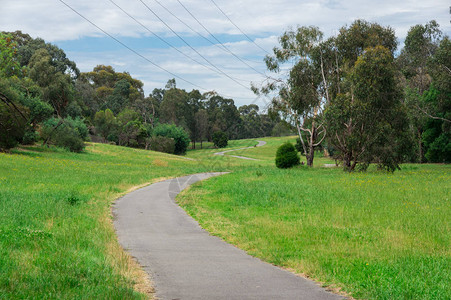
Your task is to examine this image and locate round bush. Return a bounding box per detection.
[153,123,190,155]
[212,131,228,148]
[275,142,300,168]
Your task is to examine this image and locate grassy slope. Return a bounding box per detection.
[2,137,449,299]
[0,143,223,299]
[179,136,451,299]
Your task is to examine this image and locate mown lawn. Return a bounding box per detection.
[179,137,451,299]
[0,143,220,299]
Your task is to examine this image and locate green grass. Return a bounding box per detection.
[178,137,451,299]
[0,143,223,299]
[2,137,450,299]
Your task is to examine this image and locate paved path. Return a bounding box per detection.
[114,173,344,300]
[213,140,266,160]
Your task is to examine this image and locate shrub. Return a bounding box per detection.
[275,142,300,168]
[0,102,29,151]
[153,123,190,155]
[22,129,38,145]
[40,117,87,152]
[149,136,175,154]
[212,131,228,148]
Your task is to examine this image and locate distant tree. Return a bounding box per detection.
[80,65,144,111]
[254,26,331,167]
[94,109,118,142]
[133,96,158,127]
[204,92,241,140]
[116,109,145,147]
[0,32,23,78]
[104,79,131,114]
[195,109,208,149]
[159,83,189,126]
[153,123,190,155]
[2,32,80,78]
[212,131,228,148]
[40,117,88,152]
[28,48,75,117]
[326,45,411,171]
[397,21,450,163]
[0,80,29,150]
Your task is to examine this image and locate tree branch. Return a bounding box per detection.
[416,105,451,123]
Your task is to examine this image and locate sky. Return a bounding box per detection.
[1,0,450,108]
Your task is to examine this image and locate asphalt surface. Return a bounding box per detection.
[213,140,266,160]
[114,173,344,300]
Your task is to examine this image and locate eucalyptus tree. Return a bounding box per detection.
[325,20,411,171]
[254,26,336,166]
[397,21,450,163]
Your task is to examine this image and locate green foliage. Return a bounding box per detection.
[397,21,450,163]
[423,118,451,163]
[28,48,76,117]
[21,129,38,145]
[0,101,28,150]
[116,109,146,147]
[153,123,190,155]
[257,25,331,167]
[275,142,300,168]
[41,117,87,152]
[149,136,176,154]
[0,79,29,150]
[212,131,228,148]
[94,109,118,142]
[326,27,410,172]
[0,32,23,77]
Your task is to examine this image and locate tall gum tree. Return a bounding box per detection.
[254,26,336,167]
[325,20,411,172]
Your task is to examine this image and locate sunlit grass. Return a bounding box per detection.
[0,143,215,299]
[179,140,451,299]
[2,137,449,299]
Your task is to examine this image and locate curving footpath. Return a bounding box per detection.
[114,173,344,300]
[213,140,266,160]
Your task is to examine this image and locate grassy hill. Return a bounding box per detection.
[1,138,449,299]
[0,143,218,299]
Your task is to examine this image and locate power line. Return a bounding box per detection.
[175,0,267,76]
[108,0,229,79]
[58,0,262,102]
[151,0,262,67]
[57,0,206,91]
[209,0,270,55]
[137,0,252,90]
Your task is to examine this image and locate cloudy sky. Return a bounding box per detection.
[1,0,450,108]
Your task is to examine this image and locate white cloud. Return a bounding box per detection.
[1,0,449,106]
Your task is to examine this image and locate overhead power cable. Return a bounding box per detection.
[57,0,206,91]
[174,0,266,76]
[209,0,270,55]
[150,0,261,67]
[108,0,229,79]
[137,0,252,90]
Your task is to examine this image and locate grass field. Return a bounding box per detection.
[179,137,451,299]
[1,137,449,299]
[0,143,224,299]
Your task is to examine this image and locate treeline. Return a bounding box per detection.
[0,31,291,154]
[257,20,450,171]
